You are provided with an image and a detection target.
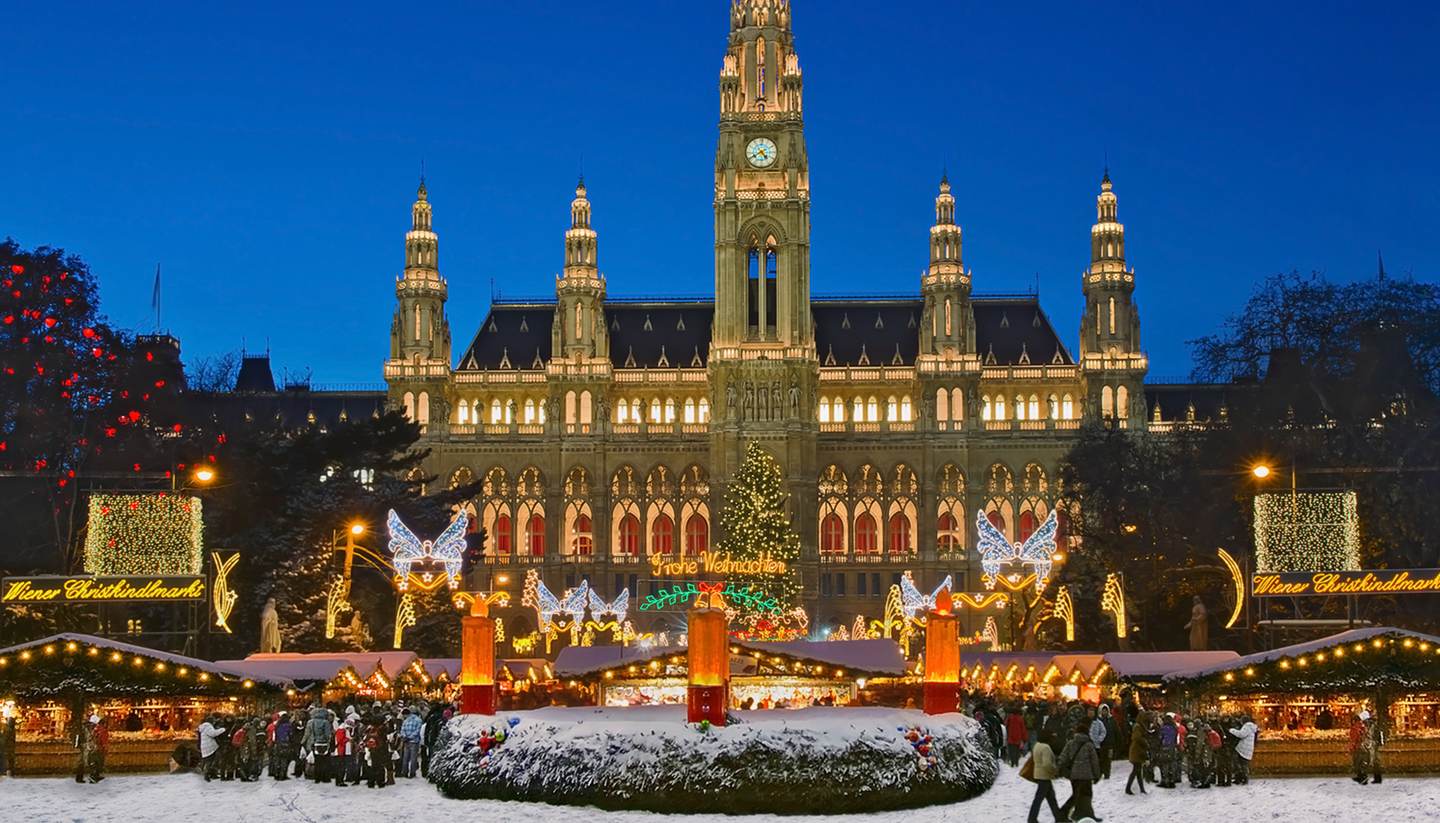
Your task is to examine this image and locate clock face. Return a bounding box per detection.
[746,137,778,168]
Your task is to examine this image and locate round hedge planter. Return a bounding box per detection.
[428,707,998,815]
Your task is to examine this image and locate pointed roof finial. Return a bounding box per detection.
[1378,249,1387,280]
[417,159,428,200]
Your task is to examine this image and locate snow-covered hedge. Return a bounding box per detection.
[428,706,998,814]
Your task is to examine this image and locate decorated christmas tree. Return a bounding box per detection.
[714,442,804,638]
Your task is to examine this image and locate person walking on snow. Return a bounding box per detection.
[1089,705,1113,780]
[1228,716,1258,785]
[1006,706,1028,767]
[1125,713,1149,795]
[1058,720,1103,823]
[1025,731,1064,823]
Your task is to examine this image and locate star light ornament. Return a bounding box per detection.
[976,510,1059,594]
[386,509,467,591]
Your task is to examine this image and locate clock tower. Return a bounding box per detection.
[709,0,818,555]
[713,0,811,351]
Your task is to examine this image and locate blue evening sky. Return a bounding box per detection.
[2,1,1436,384]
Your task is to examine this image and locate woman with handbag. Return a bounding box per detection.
[1023,731,1064,823]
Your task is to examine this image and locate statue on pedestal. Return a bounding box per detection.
[259,597,282,654]
[1185,595,1209,651]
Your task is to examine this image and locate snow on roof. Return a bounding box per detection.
[1102,651,1241,679]
[225,652,421,683]
[1046,653,1106,680]
[1164,627,1440,681]
[424,658,460,679]
[741,639,908,675]
[0,633,293,688]
[554,639,906,678]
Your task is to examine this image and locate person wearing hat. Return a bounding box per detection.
[1349,711,1372,784]
[73,713,106,783]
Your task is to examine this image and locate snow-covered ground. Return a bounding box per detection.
[3,765,1433,822]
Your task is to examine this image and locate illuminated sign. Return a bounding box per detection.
[648,551,788,578]
[1251,569,1440,598]
[1,575,206,604]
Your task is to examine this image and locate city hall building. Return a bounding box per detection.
[381,0,1179,634]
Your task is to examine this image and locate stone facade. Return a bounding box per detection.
[383,0,1153,636]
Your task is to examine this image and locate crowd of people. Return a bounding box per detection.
[966,696,1262,823]
[192,701,452,788]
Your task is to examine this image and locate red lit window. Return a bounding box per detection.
[821,513,845,554]
[855,513,878,554]
[618,514,640,556]
[888,513,911,554]
[1018,510,1038,543]
[937,512,960,552]
[684,514,709,556]
[651,514,675,555]
[494,514,512,554]
[527,515,545,557]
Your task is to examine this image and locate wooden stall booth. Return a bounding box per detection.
[1164,627,1440,775]
[0,633,291,774]
[557,639,907,709]
[216,652,433,705]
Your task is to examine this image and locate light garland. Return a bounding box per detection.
[850,615,869,640]
[1050,586,1076,642]
[1101,573,1127,638]
[393,593,417,649]
[325,575,351,639]
[637,582,779,614]
[83,494,203,576]
[1253,491,1360,573]
[210,552,239,633]
[1217,548,1245,629]
[981,617,1000,650]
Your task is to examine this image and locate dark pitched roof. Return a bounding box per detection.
[1143,383,1232,423]
[458,296,1073,370]
[235,355,277,392]
[972,298,1074,367]
[457,303,554,371]
[605,303,713,369]
[187,389,386,430]
[813,300,922,367]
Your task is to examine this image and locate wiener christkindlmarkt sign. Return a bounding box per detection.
[1,575,207,604]
[1252,569,1440,597]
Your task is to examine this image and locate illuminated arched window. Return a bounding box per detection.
[1018,510,1038,543]
[494,513,512,555]
[866,396,879,422]
[886,396,899,422]
[1062,393,1075,420]
[684,514,709,556]
[936,388,949,422]
[944,298,953,336]
[651,514,675,555]
[888,512,911,555]
[1102,386,1115,418]
[618,514,640,556]
[855,512,878,554]
[1109,297,1117,335]
[526,515,545,557]
[820,513,845,554]
[937,511,960,553]
[818,396,831,423]
[684,398,697,424]
[1117,385,1130,419]
[1028,394,1040,420]
[575,513,593,556]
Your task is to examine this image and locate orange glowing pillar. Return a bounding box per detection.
[460,599,497,715]
[923,588,961,715]
[687,605,729,725]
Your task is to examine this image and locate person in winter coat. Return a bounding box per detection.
[1089,704,1115,780]
[1158,713,1180,788]
[197,715,228,781]
[364,720,391,788]
[1125,714,1149,795]
[1057,721,1102,823]
[73,714,105,783]
[269,712,294,780]
[1228,716,1258,785]
[421,704,446,777]
[400,708,424,778]
[1351,711,1383,784]
[1006,707,1028,767]
[1025,732,1064,823]
[300,706,333,783]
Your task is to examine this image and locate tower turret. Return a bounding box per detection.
[386,179,452,430]
[1080,171,1146,425]
[554,179,608,361]
[920,175,974,356]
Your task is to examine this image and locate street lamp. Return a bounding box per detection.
[1250,464,1271,479]
[349,523,366,537]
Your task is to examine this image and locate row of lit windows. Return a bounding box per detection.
[817,396,914,424]
[483,510,711,557]
[614,397,712,425]
[456,397,548,426]
[981,393,1077,422]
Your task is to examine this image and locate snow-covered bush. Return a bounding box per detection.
[429,707,998,814]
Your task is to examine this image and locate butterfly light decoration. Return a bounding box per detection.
[898,571,954,621]
[975,509,1059,594]
[523,570,591,633]
[587,588,631,624]
[387,509,469,590]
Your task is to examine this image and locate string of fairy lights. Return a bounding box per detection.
[1253,490,1360,573]
[83,493,204,576]
[1205,634,1440,688]
[0,639,265,695]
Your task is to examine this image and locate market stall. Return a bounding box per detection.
[1164,627,1440,774]
[217,652,433,704]
[425,657,559,708]
[556,639,906,709]
[0,633,291,774]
